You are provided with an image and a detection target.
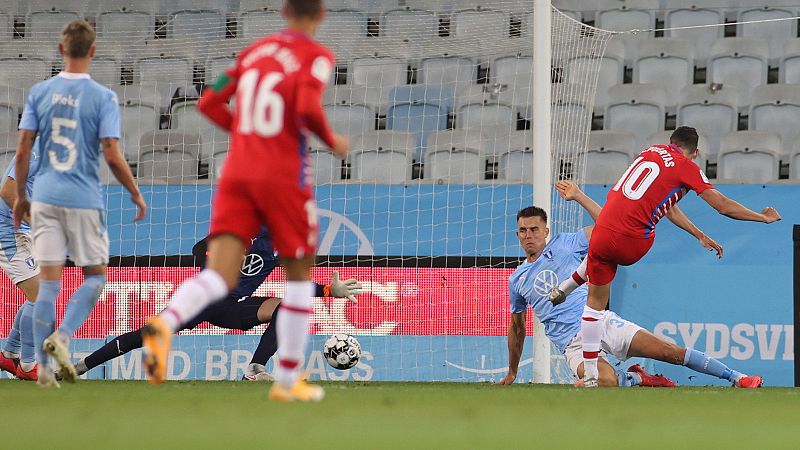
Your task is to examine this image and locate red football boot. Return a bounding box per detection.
[627,364,675,388]
[735,375,763,388]
[15,364,37,381]
[0,352,18,375]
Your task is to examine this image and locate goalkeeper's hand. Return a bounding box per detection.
[330,271,363,304]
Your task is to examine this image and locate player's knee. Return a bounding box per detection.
[599,373,618,387]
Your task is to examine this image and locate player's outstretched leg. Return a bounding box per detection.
[0,302,27,375]
[269,258,324,402]
[244,307,279,381]
[76,329,145,376]
[549,256,588,305]
[682,348,762,388]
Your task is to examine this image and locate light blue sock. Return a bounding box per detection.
[617,370,642,387]
[683,348,743,383]
[58,275,105,337]
[19,301,35,364]
[33,281,61,366]
[3,303,25,355]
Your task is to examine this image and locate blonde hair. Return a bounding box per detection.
[61,20,95,58]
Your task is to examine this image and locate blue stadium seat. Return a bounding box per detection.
[676,84,739,162]
[387,101,448,161]
[718,131,781,183]
[389,85,455,112]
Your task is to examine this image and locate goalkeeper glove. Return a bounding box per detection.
[330,271,363,304]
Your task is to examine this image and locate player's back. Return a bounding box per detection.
[224,30,334,184]
[21,73,119,210]
[596,144,712,238]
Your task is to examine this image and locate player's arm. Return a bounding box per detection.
[103,138,146,221]
[666,204,723,258]
[555,180,600,240]
[297,54,349,158]
[498,311,526,385]
[698,189,781,223]
[198,71,238,131]
[12,130,36,229]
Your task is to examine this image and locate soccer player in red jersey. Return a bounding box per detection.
[551,126,781,387]
[141,0,348,401]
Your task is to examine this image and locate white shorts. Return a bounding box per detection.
[0,231,40,284]
[31,201,109,267]
[563,310,643,377]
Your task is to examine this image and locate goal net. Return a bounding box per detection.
[0,1,612,383]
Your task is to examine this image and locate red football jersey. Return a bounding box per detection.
[198,30,336,186]
[595,144,714,238]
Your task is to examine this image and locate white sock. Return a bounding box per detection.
[558,256,588,294]
[160,269,228,332]
[581,305,604,379]
[275,281,314,388]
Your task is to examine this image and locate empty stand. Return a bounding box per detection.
[708,38,769,105]
[676,84,739,161]
[138,130,201,184]
[424,130,485,183]
[350,131,416,183]
[633,39,694,108]
[717,130,781,183]
[604,83,667,150]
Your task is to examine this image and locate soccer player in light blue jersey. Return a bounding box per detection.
[0,139,42,381]
[13,20,146,388]
[498,181,762,388]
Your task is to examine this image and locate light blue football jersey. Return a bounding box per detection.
[508,230,590,352]
[18,72,120,210]
[0,139,41,233]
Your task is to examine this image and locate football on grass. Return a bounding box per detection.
[323,334,362,370]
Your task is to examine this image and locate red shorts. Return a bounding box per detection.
[209,177,317,259]
[586,224,654,286]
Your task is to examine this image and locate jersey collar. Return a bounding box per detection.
[57,72,92,80]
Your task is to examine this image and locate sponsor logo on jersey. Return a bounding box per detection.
[533,269,559,296]
[240,253,264,277]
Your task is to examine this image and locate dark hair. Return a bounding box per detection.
[61,20,95,58]
[286,0,324,18]
[517,206,547,224]
[670,126,699,151]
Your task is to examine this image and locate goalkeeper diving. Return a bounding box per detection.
[75,230,362,380]
[498,181,762,388]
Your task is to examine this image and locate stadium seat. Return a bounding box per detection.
[737,6,798,63]
[780,39,800,84]
[388,101,448,161]
[382,9,439,40]
[452,10,509,42]
[676,84,739,161]
[26,0,85,15]
[170,100,226,163]
[96,9,154,42]
[633,39,694,108]
[717,131,781,183]
[456,85,505,112]
[563,38,625,112]
[419,56,476,94]
[0,14,11,41]
[209,150,227,181]
[0,87,22,132]
[604,83,667,151]
[491,54,533,116]
[389,85,455,113]
[0,40,60,64]
[748,84,800,158]
[90,57,121,86]
[135,43,195,107]
[551,86,592,143]
[495,130,534,183]
[26,10,81,40]
[238,0,283,12]
[316,11,368,47]
[323,84,383,113]
[351,57,407,112]
[238,10,284,40]
[664,1,725,65]
[204,39,247,82]
[424,130,485,183]
[594,0,659,62]
[708,38,769,106]
[584,130,637,184]
[350,131,416,183]
[308,146,342,184]
[0,58,51,90]
[792,137,800,180]
[325,104,376,137]
[457,102,516,137]
[138,130,201,184]
[159,0,230,15]
[169,10,227,45]
[96,0,159,14]
[645,130,710,175]
[115,84,161,161]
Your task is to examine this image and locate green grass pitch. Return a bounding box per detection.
[2,381,798,449]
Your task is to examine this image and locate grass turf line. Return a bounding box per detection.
[1,381,798,449]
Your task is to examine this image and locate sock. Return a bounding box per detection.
[250,306,279,366]
[683,348,744,383]
[3,303,25,355]
[160,269,228,332]
[19,301,35,365]
[275,281,314,388]
[617,370,642,387]
[33,280,61,366]
[581,305,604,378]
[558,257,588,295]
[82,329,144,374]
[59,275,105,337]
